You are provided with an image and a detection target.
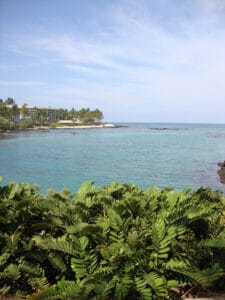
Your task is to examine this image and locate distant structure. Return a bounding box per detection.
[18,105,58,122]
[16,104,103,125]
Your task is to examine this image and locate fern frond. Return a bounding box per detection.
[201,263,224,283]
[68,222,102,236]
[198,238,225,248]
[165,257,190,269]
[28,276,48,290]
[71,257,87,279]
[29,280,80,300]
[33,236,76,255]
[19,260,43,277]
[90,266,114,280]
[93,281,115,300]
[135,276,152,300]
[144,272,168,297]
[115,275,133,300]
[0,284,11,295]
[0,251,11,267]
[74,181,95,203]
[1,263,20,280]
[48,253,67,273]
[152,219,166,252]
[171,263,223,286]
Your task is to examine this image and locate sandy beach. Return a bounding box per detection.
[53,123,116,129]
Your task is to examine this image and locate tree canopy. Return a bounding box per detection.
[0,97,104,131]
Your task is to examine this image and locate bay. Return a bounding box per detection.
[0,123,225,193]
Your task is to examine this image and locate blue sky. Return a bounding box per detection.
[1,0,225,122]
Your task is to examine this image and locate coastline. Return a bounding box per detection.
[218,161,225,184]
[52,123,116,129]
[0,123,116,131]
[0,123,126,137]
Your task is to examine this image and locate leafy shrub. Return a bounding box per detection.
[0,117,11,131]
[0,177,225,299]
[18,119,33,130]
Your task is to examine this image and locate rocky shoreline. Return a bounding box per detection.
[218,161,225,184]
[0,124,128,138]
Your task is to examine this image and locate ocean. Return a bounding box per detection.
[0,123,225,193]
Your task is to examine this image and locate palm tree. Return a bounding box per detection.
[11,104,20,122]
[5,97,15,106]
[20,103,29,119]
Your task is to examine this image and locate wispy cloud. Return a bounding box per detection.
[0,81,44,87]
[1,0,225,121]
[8,1,225,75]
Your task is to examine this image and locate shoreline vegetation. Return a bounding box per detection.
[0,179,225,299]
[0,123,127,139]
[0,97,128,136]
[0,123,120,133]
[0,97,109,132]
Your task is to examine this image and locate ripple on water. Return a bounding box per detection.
[0,123,225,193]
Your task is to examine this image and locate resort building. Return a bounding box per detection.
[18,105,59,122]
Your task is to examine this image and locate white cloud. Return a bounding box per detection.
[0,81,44,87]
[1,0,225,122]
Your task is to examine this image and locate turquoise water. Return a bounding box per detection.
[0,123,225,193]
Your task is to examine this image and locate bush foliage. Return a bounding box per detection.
[0,177,225,299]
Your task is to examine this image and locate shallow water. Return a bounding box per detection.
[0,123,225,193]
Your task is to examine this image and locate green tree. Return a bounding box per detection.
[20,103,29,119]
[11,104,20,122]
[2,99,19,128]
[0,117,10,131]
[5,97,15,106]
[0,101,7,119]
[31,107,38,126]
[33,108,49,126]
[78,108,90,120]
[92,108,103,123]
[19,118,33,129]
[69,107,78,120]
[56,108,69,121]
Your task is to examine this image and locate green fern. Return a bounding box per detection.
[48,253,67,273]
[170,263,223,286]
[135,277,152,300]
[92,280,115,299]
[1,263,21,280]
[33,236,76,256]
[1,179,225,298]
[29,280,94,300]
[28,276,48,290]
[144,272,168,298]
[114,274,133,300]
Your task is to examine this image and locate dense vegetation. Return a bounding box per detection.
[0,177,225,299]
[0,97,103,131]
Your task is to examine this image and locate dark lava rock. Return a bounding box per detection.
[218,161,225,184]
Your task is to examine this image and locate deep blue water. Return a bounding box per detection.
[0,123,225,193]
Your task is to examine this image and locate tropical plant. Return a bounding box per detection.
[0,179,75,297]
[30,183,225,299]
[19,118,33,130]
[0,178,225,299]
[0,116,10,131]
[5,97,15,106]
